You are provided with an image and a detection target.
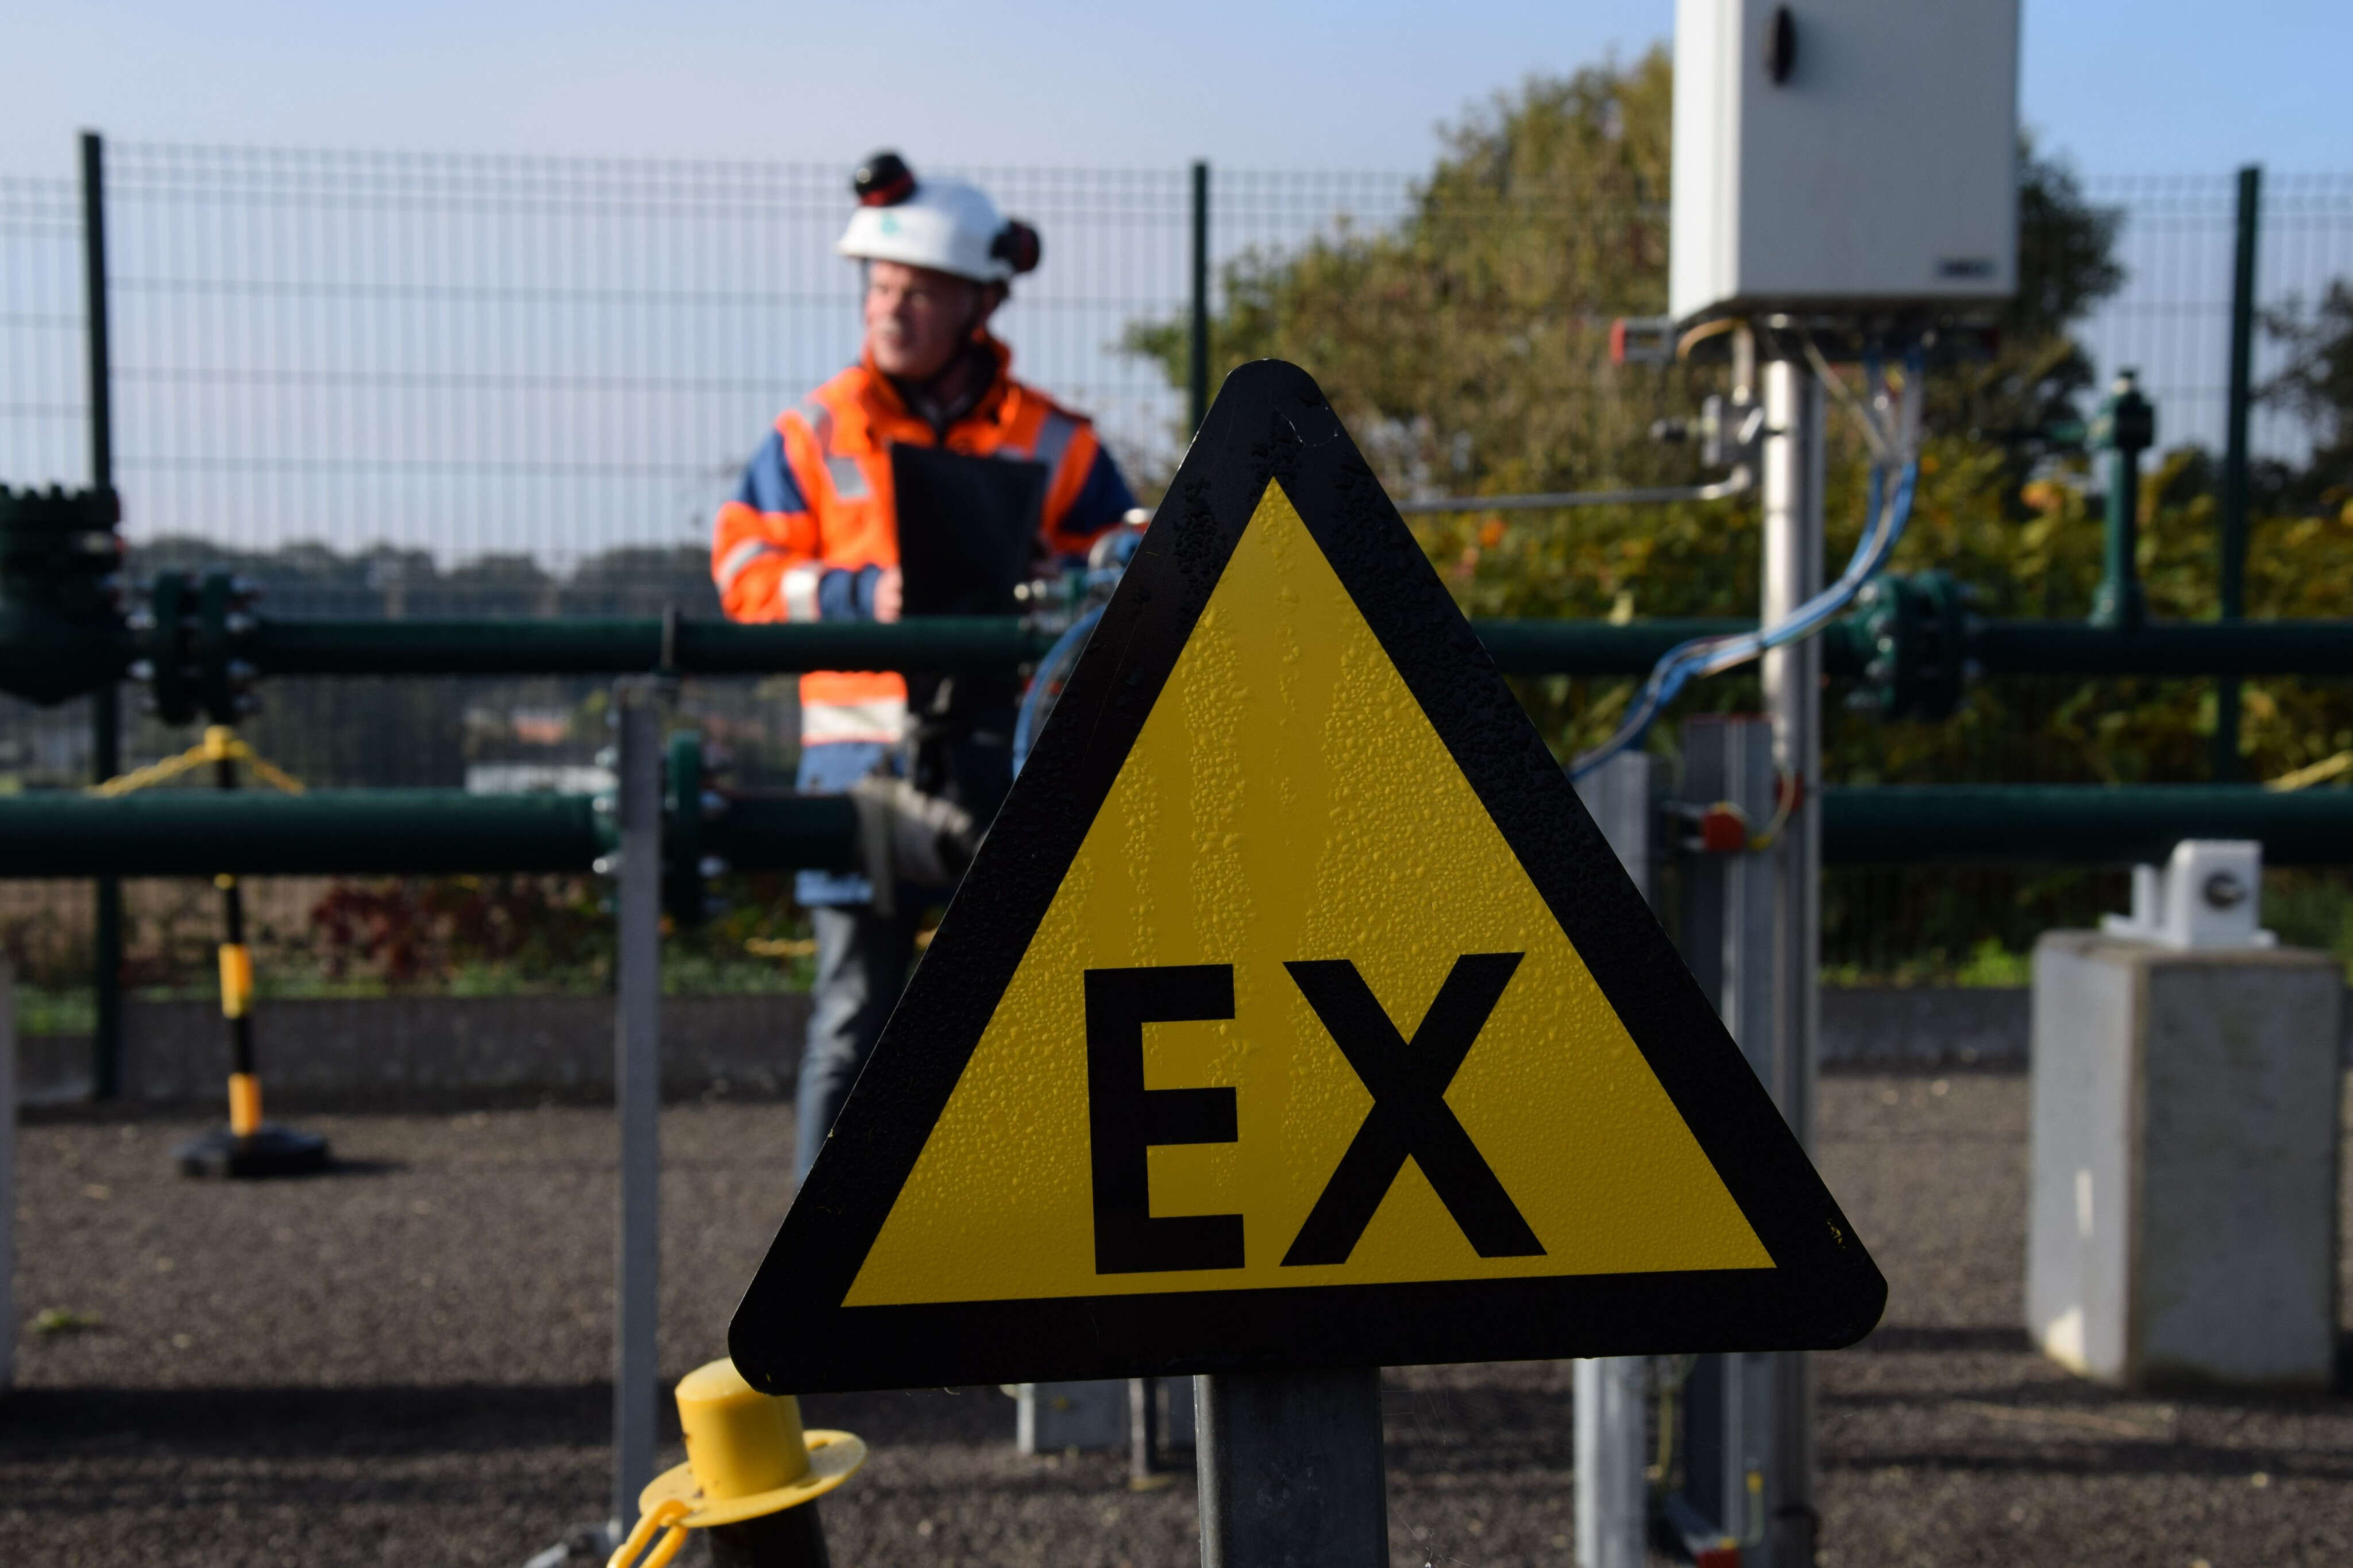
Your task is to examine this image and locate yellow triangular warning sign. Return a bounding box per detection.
[732,361,1883,1393]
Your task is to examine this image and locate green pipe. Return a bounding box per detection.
[0,790,606,876]
[10,784,2353,878]
[709,794,858,876]
[1821,785,2353,866]
[230,613,2353,681]
[246,615,1058,677]
[1968,621,2353,676]
[1473,618,1757,674]
[12,600,2353,709]
[0,790,854,878]
[248,614,1763,679]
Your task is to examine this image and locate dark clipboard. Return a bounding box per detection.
[889,443,1047,618]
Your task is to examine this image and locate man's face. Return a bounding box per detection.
[865,261,989,381]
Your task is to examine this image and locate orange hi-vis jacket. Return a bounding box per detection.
[712,338,1134,754]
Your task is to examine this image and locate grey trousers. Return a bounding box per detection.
[795,903,921,1184]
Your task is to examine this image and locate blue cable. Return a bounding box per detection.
[1569,347,1924,783]
[1012,604,1103,777]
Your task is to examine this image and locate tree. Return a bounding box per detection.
[1117,56,2353,974]
[1121,53,2135,757]
[2263,280,2353,516]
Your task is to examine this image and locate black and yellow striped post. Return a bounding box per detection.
[173,726,330,1179]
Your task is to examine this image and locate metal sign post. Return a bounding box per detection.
[612,679,665,1534]
[1196,1368,1387,1567]
[1760,349,1826,1568]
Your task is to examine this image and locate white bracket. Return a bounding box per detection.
[2099,839,2277,951]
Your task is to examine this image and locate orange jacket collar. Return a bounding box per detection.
[853,334,1017,442]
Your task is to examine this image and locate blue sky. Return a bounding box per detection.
[3,0,2347,177]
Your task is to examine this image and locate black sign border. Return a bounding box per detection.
[731,361,1886,1394]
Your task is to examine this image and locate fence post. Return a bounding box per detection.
[612,679,665,1532]
[2215,164,2262,781]
[79,129,122,1103]
[1,959,14,1395]
[1189,160,1210,436]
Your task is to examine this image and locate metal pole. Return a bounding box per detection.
[1573,1357,1645,1568]
[1760,352,1823,1568]
[1672,717,1777,1560]
[2215,164,2262,781]
[1573,752,1653,1568]
[612,679,664,1533]
[1129,1376,1160,1486]
[212,742,258,1134]
[1,959,14,1395]
[1195,1368,1387,1567]
[1189,160,1211,435]
[80,129,122,1103]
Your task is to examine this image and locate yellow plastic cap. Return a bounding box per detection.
[674,1359,810,1502]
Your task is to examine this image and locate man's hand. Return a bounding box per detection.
[873,566,904,623]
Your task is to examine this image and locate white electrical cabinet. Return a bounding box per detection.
[1669,0,2021,325]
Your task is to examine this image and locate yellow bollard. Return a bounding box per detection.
[608,1359,865,1568]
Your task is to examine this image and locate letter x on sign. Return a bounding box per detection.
[1084,954,1541,1275]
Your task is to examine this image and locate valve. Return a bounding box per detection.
[585,727,734,929]
[134,567,261,725]
[661,729,727,928]
[0,484,125,705]
[1840,570,1975,723]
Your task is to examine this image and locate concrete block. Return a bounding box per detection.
[1016,1380,1127,1453]
[2028,932,2343,1389]
[1015,1377,1194,1454]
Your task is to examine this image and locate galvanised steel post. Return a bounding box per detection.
[1190,160,1212,436]
[2088,370,2154,632]
[1758,349,1823,1568]
[2215,165,2262,780]
[1572,752,1656,1568]
[1195,1367,1387,1567]
[80,128,122,1102]
[1673,718,1779,1561]
[612,680,665,1534]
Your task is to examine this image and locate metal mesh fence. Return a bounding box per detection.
[11,151,2350,617]
[3,140,2352,1002]
[5,148,1414,594]
[2076,172,2353,463]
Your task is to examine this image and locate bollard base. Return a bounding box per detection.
[520,1521,615,1568]
[708,1500,829,1568]
[173,1123,332,1179]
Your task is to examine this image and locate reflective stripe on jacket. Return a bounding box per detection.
[712,335,1135,755]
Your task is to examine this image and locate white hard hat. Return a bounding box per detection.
[838,152,1039,286]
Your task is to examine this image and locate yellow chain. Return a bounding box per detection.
[87,725,305,797]
[605,1499,691,1568]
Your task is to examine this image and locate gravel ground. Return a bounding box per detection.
[7,1072,2352,1566]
